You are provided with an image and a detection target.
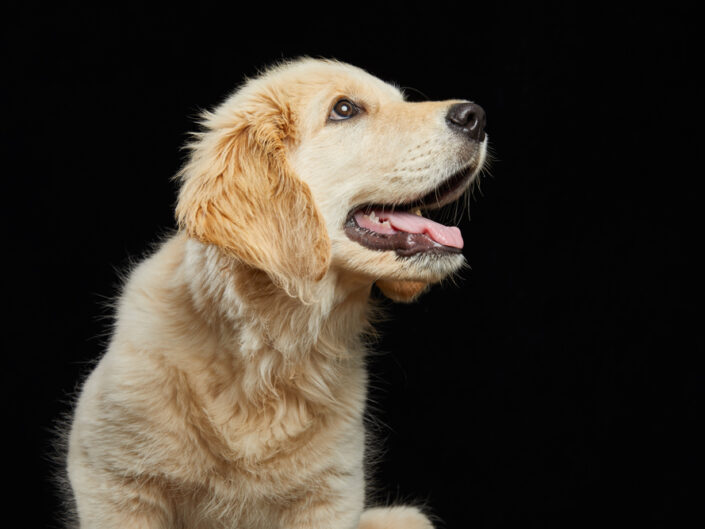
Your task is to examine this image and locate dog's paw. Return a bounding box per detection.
[359,506,434,529]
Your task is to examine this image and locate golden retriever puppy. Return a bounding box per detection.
[66,58,487,528]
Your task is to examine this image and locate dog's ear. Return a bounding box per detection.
[176,96,331,288]
[376,280,429,302]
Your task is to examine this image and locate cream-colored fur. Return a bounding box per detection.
[66,58,486,528]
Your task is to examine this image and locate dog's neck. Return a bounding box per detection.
[127,234,375,456]
[183,236,374,362]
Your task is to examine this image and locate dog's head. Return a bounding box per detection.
[177,59,487,301]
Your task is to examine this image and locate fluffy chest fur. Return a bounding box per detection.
[70,234,371,524]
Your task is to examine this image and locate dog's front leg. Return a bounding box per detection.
[277,463,367,529]
[280,488,434,529]
[359,506,435,529]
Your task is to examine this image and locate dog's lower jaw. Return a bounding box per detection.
[332,235,466,292]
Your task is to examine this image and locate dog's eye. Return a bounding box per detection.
[329,99,359,121]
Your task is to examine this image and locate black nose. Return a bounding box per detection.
[446,102,486,141]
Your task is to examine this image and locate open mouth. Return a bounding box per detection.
[344,165,475,257]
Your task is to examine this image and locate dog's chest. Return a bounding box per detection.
[175,394,367,528]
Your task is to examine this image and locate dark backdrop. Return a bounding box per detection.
[3,3,700,527]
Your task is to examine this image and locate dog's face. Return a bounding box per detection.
[286,62,487,288]
[176,59,487,300]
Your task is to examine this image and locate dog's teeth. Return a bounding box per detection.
[413,209,422,216]
[366,211,389,226]
[364,211,393,230]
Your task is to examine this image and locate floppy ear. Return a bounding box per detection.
[176,97,331,288]
[376,279,429,303]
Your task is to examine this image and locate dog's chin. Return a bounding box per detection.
[334,234,466,285]
[396,251,466,281]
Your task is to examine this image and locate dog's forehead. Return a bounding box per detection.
[280,59,403,103]
[316,63,402,100]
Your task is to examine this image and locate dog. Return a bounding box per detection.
[66,58,487,528]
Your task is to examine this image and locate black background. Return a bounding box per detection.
[3,2,700,527]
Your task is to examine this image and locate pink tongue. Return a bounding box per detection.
[354,209,464,249]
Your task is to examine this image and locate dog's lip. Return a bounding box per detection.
[342,164,476,257]
[346,162,475,221]
[344,214,462,257]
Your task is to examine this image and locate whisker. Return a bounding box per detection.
[400,86,430,101]
[452,194,461,225]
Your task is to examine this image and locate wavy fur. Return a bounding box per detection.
[64,58,486,528]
